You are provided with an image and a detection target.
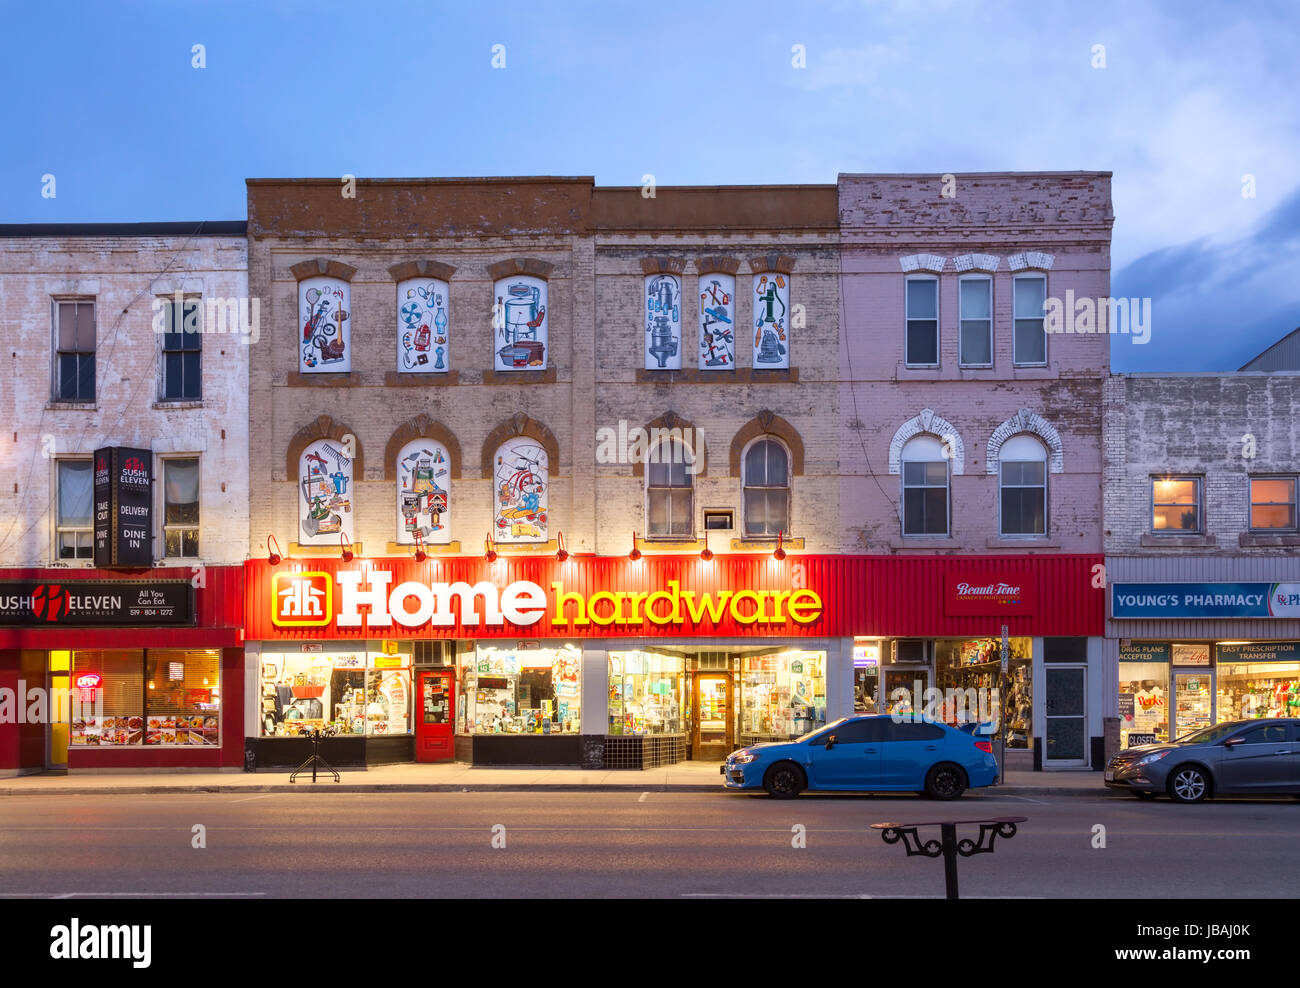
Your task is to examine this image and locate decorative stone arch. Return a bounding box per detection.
[728,410,805,477]
[286,415,364,477]
[952,253,1000,273]
[748,252,796,275]
[899,254,946,273]
[986,408,1064,474]
[640,256,686,276]
[383,415,462,481]
[697,255,740,276]
[889,409,965,475]
[387,258,457,283]
[487,257,555,281]
[1007,251,1055,272]
[481,413,561,478]
[632,410,707,478]
[289,258,357,282]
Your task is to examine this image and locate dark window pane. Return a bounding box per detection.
[183,351,201,398]
[765,444,788,486]
[960,320,991,364]
[925,461,947,485]
[906,321,938,364]
[882,721,945,741]
[923,488,947,533]
[903,462,926,486]
[906,279,937,318]
[828,719,884,743]
[164,353,183,399]
[58,354,79,399]
[744,443,768,485]
[1001,461,1022,485]
[1002,488,1045,535]
[1015,319,1045,363]
[78,353,95,399]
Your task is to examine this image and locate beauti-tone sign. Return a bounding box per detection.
[943,574,1035,617]
[1112,583,1300,619]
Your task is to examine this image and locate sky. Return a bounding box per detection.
[2,0,1297,372]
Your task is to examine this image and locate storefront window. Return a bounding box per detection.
[739,650,825,738]
[608,650,684,735]
[1118,663,1169,747]
[1217,643,1300,721]
[853,642,879,713]
[259,647,411,737]
[70,649,221,747]
[1174,672,1213,736]
[459,643,581,734]
[934,637,1032,747]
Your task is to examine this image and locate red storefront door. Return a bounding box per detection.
[416,669,455,762]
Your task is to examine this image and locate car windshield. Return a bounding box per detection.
[1174,722,1243,744]
[795,717,849,744]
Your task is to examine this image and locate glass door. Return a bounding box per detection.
[1044,665,1087,765]
[693,673,732,760]
[1173,670,1214,738]
[884,668,929,716]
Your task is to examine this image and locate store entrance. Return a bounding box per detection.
[415,669,455,762]
[691,672,733,761]
[883,668,930,715]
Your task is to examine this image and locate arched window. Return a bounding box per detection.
[742,438,790,537]
[396,439,451,544]
[492,437,548,543]
[752,273,790,369]
[298,438,353,545]
[698,273,735,369]
[646,439,693,538]
[999,434,1047,536]
[493,276,548,371]
[298,276,350,372]
[645,273,682,370]
[901,435,948,536]
[396,277,450,374]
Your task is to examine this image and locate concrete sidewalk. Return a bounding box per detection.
[0,760,1111,797]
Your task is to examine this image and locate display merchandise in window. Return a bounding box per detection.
[1218,663,1300,721]
[70,649,221,747]
[1119,663,1169,747]
[934,637,1032,747]
[739,651,826,738]
[459,644,581,734]
[259,649,411,737]
[853,643,879,712]
[1174,673,1212,735]
[608,650,683,735]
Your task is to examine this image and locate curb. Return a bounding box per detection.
[0,783,1113,797]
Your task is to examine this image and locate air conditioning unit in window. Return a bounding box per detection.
[890,639,929,664]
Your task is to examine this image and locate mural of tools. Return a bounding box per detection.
[299,276,351,372]
[397,278,450,374]
[397,441,451,543]
[752,273,790,369]
[298,439,353,545]
[494,276,548,371]
[493,437,548,543]
[698,273,735,369]
[644,273,682,370]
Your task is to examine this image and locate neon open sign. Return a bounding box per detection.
[74,673,102,690]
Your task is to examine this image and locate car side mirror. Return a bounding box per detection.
[1222,737,1242,747]
[825,735,837,750]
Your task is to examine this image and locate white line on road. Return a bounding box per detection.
[230,794,276,803]
[7,892,269,898]
[682,893,1046,899]
[638,793,648,802]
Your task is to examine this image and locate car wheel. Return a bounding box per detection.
[763,762,806,799]
[1131,790,1158,800]
[925,763,967,801]
[1168,765,1210,803]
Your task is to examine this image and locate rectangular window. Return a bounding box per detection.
[1013,275,1047,366]
[163,457,200,558]
[54,300,96,402]
[646,457,692,539]
[1000,460,1047,535]
[1151,476,1201,533]
[608,650,685,736]
[740,650,826,739]
[259,648,412,737]
[1250,477,1297,531]
[69,649,222,747]
[904,277,938,366]
[902,461,948,535]
[959,276,992,366]
[161,297,202,400]
[459,643,581,735]
[56,459,93,559]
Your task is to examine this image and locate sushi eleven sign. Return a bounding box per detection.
[264,564,824,636]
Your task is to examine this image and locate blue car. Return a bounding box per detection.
[720,714,999,799]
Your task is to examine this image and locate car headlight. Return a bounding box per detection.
[1134,751,1170,767]
[732,751,757,764]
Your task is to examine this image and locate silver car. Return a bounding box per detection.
[1105,719,1300,803]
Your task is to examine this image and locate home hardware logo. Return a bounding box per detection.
[271,572,333,627]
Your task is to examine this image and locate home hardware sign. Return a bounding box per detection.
[0,581,194,626]
[93,446,154,567]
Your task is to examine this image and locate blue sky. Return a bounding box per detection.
[3,0,1297,371]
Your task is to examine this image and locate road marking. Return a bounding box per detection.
[638,793,648,803]
[996,794,1051,805]
[682,893,1045,899]
[8,892,268,898]
[230,794,275,803]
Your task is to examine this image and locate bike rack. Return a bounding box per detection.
[289,728,340,784]
[870,815,1026,900]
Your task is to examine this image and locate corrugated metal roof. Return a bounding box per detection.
[1239,326,1300,371]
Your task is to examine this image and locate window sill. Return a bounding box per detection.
[641,537,705,551]
[1239,532,1300,547]
[153,400,204,410]
[1139,533,1216,548]
[887,535,960,551]
[289,542,365,556]
[985,536,1061,549]
[385,540,462,554]
[286,372,358,387]
[730,536,804,551]
[383,371,460,387]
[633,367,799,383]
[46,401,98,411]
[482,367,558,385]
[1012,365,1056,379]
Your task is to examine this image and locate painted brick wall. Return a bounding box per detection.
[0,234,249,566]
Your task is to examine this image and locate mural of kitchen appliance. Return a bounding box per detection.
[300,278,350,372]
[645,274,681,369]
[698,274,735,368]
[496,278,547,370]
[299,441,352,543]
[398,278,450,373]
[753,273,789,367]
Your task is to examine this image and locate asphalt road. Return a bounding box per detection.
[1,790,1297,898]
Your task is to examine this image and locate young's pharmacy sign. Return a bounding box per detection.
[1112,583,1300,619]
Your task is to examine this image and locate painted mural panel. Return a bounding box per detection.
[396,278,450,373]
[299,438,354,546]
[299,276,351,372]
[493,276,548,371]
[644,274,682,370]
[492,437,548,544]
[751,272,790,369]
[396,439,451,545]
[698,273,736,370]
